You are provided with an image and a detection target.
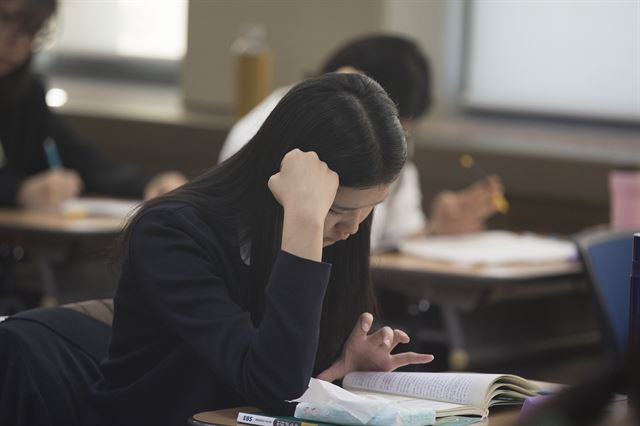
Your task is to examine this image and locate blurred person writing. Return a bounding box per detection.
[220,34,504,250]
[0,0,186,212]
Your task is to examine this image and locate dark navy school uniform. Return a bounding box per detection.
[83,202,332,426]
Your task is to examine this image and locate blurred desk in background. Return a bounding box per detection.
[0,205,127,306]
[370,251,598,376]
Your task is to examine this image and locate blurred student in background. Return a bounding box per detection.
[220,34,504,250]
[0,0,186,211]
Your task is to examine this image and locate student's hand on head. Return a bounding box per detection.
[429,174,504,235]
[17,169,83,211]
[316,312,434,383]
[143,171,187,201]
[268,149,339,226]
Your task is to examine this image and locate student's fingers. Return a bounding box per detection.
[53,170,82,201]
[390,352,435,368]
[349,312,373,339]
[458,182,490,209]
[64,170,83,197]
[458,186,499,221]
[486,174,504,194]
[390,329,410,350]
[469,194,499,220]
[432,191,460,219]
[144,172,186,200]
[270,150,339,217]
[370,326,394,348]
[267,172,284,205]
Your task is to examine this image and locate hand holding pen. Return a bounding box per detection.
[16,138,83,211]
[459,154,509,214]
[427,155,506,235]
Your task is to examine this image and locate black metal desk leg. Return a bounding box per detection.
[441,305,469,370]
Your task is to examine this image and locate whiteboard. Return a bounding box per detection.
[463,0,640,122]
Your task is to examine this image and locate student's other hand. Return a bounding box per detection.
[429,175,504,235]
[143,171,187,200]
[316,312,434,383]
[268,149,339,226]
[17,169,83,211]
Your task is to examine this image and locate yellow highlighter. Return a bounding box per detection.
[459,154,509,214]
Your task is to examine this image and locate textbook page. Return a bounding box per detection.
[343,372,503,409]
[347,392,485,418]
[399,231,577,265]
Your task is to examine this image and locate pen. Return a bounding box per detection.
[43,137,62,169]
[459,154,509,214]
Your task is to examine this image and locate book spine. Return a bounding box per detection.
[237,412,278,426]
[236,412,314,426]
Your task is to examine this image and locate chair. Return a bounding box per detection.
[574,228,636,362]
[0,299,113,426]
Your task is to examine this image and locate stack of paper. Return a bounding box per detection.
[399,231,577,266]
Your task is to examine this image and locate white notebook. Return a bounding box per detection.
[61,197,141,219]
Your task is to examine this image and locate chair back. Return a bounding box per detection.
[574,228,636,361]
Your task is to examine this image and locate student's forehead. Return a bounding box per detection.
[333,185,389,209]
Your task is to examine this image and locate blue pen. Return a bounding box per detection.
[43,137,62,169]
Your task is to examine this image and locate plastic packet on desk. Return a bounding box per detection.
[291,378,436,426]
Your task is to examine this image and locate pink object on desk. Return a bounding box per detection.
[518,395,551,422]
[609,169,640,229]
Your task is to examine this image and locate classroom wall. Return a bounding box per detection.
[183,0,385,110]
[62,0,633,235]
[183,0,468,117]
[62,110,610,235]
[381,0,463,115]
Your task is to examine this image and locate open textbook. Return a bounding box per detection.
[342,372,540,418]
[293,372,542,425]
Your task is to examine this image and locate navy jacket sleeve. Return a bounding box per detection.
[126,208,332,412]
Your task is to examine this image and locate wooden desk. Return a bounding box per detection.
[0,208,126,305]
[372,252,581,280]
[0,209,125,237]
[188,397,631,426]
[370,252,592,371]
[189,407,514,425]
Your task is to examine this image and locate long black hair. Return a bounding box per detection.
[123,73,407,371]
[0,0,57,102]
[321,34,432,120]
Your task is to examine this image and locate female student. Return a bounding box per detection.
[220,35,504,249]
[0,0,186,210]
[83,74,434,425]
